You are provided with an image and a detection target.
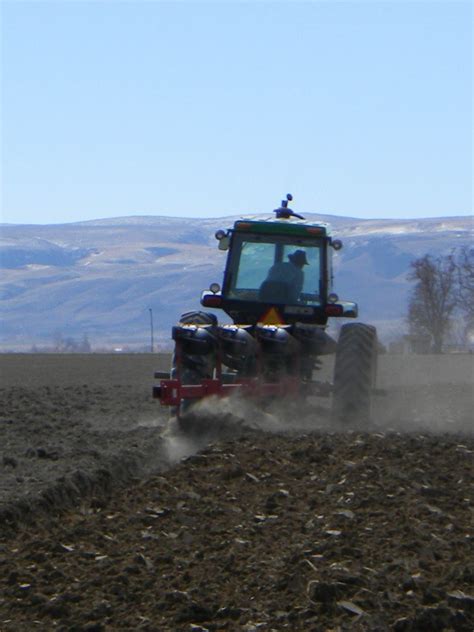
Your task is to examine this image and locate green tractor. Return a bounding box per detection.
[154,195,378,426]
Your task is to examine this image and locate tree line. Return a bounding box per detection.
[407,245,473,353]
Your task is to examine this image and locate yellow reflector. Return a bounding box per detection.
[258,307,285,325]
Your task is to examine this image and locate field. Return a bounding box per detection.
[0,353,473,631]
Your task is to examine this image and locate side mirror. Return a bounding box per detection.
[331,239,343,251]
[215,229,230,251]
[218,236,230,251]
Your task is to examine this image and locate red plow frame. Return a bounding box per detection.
[153,339,331,415]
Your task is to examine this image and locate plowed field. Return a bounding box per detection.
[0,353,473,631]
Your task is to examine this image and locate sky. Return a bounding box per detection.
[1,0,472,224]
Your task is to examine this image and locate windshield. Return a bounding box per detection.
[227,234,323,305]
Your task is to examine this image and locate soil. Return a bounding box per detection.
[0,353,473,631]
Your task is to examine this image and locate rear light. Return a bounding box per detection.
[201,294,223,308]
[325,304,343,316]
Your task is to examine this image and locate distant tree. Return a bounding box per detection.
[79,334,91,352]
[406,254,457,354]
[455,245,474,333]
[445,317,470,350]
[62,337,78,352]
[52,329,64,352]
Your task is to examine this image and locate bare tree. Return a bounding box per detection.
[52,329,64,352]
[455,245,474,330]
[407,254,457,354]
[78,333,91,352]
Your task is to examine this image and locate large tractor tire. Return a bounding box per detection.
[331,323,378,424]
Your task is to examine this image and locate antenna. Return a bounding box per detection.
[273,194,304,219]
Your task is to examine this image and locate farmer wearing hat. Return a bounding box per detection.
[261,249,309,303]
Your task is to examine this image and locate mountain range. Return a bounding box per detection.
[1,213,472,351]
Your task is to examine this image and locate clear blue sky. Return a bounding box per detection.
[1,1,472,224]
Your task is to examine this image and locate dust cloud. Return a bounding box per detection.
[160,417,208,463]
[373,383,473,434]
[166,354,473,438]
[373,354,473,434]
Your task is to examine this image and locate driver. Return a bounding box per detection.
[263,249,309,303]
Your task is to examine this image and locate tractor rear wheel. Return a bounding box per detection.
[332,323,377,424]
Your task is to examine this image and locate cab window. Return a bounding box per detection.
[227,234,322,305]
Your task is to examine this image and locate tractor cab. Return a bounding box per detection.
[201,195,357,325]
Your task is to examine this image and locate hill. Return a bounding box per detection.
[0,213,472,350]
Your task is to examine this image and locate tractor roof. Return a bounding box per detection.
[231,216,331,238]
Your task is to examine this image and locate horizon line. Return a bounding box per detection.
[1,211,472,228]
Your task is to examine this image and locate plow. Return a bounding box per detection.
[154,195,378,428]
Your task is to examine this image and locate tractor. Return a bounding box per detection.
[153,195,378,428]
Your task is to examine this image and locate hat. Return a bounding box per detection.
[288,250,309,266]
